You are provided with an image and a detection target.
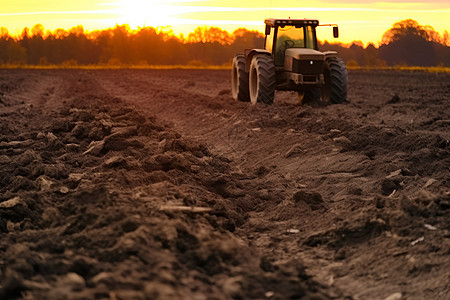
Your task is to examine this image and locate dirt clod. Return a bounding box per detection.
[293,190,326,210]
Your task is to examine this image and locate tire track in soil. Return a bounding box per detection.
[0,70,334,299]
[97,69,450,300]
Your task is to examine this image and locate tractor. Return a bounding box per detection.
[231,18,348,104]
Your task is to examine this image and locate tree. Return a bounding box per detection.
[187,27,232,44]
[363,43,386,67]
[380,19,449,66]
[231,28,264,50]
[0,27,9,38]
[28,24,46,64]
[109,25,132,64]
[131,27,165,64]
[31,24,45,37]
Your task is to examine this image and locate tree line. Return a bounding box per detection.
[323,19,449,67]
[0,19,448,67]
[0,24,265,66]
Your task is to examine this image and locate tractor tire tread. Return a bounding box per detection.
[325,57,348,104]
[231,54,250,101]
[250,55,276,104]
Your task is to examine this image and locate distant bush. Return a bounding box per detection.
[39,57,48,66]
[346,59,359,68]
[107,58,121,66]
[187,60,207,67]
[61,59,78,67]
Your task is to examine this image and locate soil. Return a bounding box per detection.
[0,68,449,300]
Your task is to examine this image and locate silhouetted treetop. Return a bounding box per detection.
[382,19,444,44]
[378,19,449,66]
[187,27,233,44]
[0,27,10,38]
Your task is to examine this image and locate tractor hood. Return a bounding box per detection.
[284,48,325,74]
[285,48,325,61]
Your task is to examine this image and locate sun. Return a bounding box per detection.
[114,0,183,28]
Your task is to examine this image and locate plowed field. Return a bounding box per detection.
[0,69,449,300]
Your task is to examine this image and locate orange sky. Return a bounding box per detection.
[1,0,449,45]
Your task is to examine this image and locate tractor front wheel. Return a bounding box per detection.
[322,57,348,104]
[249,54,276,104]
[231,54,250,102]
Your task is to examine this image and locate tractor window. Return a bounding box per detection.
[265,26,275,53]
[277,26,305,48]
[305,26,316,49]
[274,25,305,65]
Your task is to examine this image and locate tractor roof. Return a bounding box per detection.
[264,18,319,27]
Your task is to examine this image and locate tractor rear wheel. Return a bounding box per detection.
[322,57,348,104]
[249,54,276,104]
[231,54,250,102]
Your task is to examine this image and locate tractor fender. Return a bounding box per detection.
[245,49,271,72]
[323,51,338,59]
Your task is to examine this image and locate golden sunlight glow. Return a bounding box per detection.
[1,0,449,45]
[112,0,181,28]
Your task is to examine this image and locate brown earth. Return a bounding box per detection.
[0,68,449,300]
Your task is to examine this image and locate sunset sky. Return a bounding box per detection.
[1,0,449,45]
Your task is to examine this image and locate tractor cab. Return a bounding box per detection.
[264,19,320,66]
